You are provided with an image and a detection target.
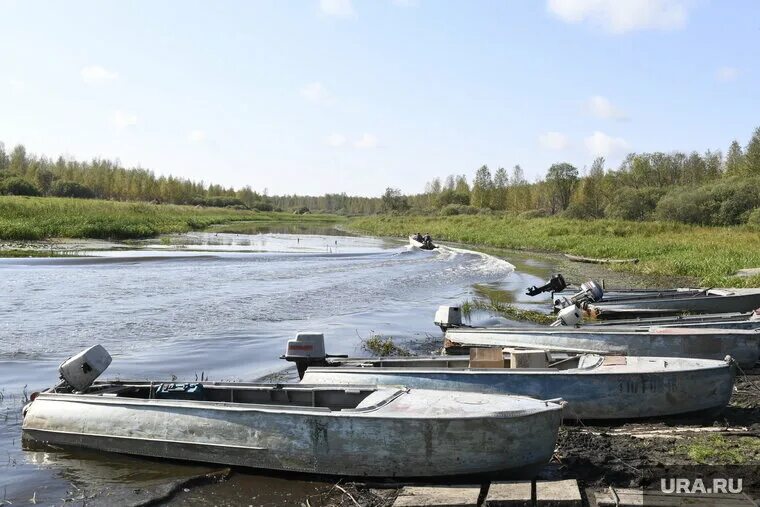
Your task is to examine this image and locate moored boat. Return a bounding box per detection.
[583,289,760,319]
[22,346,563,478]
[588,309,760,330]
[284,335,736,420]
[442,326,760,368]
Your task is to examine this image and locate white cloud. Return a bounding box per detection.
[8,79,24,93]
[320,0,354,17]
[539,131,570,151]
[81,65,119,85]
[110,110,137,128]
[325,133,347,147]
[546,0,689,34]
[354,133,378,149]
[584,131,629,158]
[715,66,739,82]
[188,130,207,143]
[300,82,331,104]
[587,95,628,121]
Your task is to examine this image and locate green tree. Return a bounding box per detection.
[725,140,745,175]
[471,165,493,208]
[454,174,470,194]
[745,126,760,175]
[546,162,578,213]
[381,187,409,212]
[492,167,509,210]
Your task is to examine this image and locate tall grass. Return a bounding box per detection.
[0,196,341,241]
[350,215,760,287]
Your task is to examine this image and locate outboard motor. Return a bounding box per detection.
[282,333,347,379]
[554,280,604,311]
[550,305,583,327]
[751,308,760,322]
[59,345,112,392]
[525,274,567,297]
[434,305,463,331]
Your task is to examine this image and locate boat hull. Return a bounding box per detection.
[444,327,760,368]
[22,388,561,478]
[584,290,760,319]
[302,357,735,420]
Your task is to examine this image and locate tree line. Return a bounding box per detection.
[385,125,760,226]
[2,124,759,224]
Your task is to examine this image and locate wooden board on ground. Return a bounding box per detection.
[393,485,482,507]
[486,479,581,506]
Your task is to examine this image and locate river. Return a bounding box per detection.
[0,223,558,506]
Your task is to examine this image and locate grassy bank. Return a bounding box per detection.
[0,196,341,242]
[350,215,760,287]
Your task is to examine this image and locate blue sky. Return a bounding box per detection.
[1,0,758,195]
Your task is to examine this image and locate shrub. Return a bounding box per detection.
[49,180,95,199]
[436,189,470,207]
[251,201,274,212]
[605,187,665,221]
[0,177,40,196]
[748,208,760,225]
[518,209,549,219]
[655,177,760,225]
[440,204,478,216]
[294,206,310,214]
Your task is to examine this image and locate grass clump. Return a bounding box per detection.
[678,435,760,465]
[361,333,411,357]
[349,215,760,287]
[462,299,555,325]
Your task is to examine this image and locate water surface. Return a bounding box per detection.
[0,225,556,505]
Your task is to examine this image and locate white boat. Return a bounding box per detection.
[284,335,736,420]
[22,346,564,478]
[408,235,437,250]
[442,326,760,368]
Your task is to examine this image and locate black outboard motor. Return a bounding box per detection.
[526,274,567,297]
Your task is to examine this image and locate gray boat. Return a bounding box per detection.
[442,326,760,368]
[284,335,736,421]
[583,289,760,319]
[22,346,563,478]
[589,310,760,330]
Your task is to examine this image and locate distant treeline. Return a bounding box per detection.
[0,142,385,214]
[2,124,760,224]
[383,125,760,227]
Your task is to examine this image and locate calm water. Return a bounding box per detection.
[0,225,556,506]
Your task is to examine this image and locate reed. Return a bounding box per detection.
[350,215,760,287]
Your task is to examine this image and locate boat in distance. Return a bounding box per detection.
[442,326,760,368]
[284,335,736,421]
[22,346,563,478]
[408,235,438,250]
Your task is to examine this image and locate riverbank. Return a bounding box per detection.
[349,215,760,287]
[0,196,342,250]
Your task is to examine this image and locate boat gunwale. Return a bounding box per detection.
[30,389,564,420]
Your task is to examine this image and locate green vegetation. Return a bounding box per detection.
[349,215,760,287]
[462,300,555,325]
[678,434,760,465]
[0,196,340,241]
[361,333,411,357]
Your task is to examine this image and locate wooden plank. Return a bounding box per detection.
[485,481,531,506]
[393,486,481,507]
[537,479,582,506]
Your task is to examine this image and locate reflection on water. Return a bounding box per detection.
[0,225,556,505]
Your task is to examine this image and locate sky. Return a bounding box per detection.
[0,0,758,196]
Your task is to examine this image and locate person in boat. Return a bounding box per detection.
[423,233,433,249]
[414,232,424,242]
